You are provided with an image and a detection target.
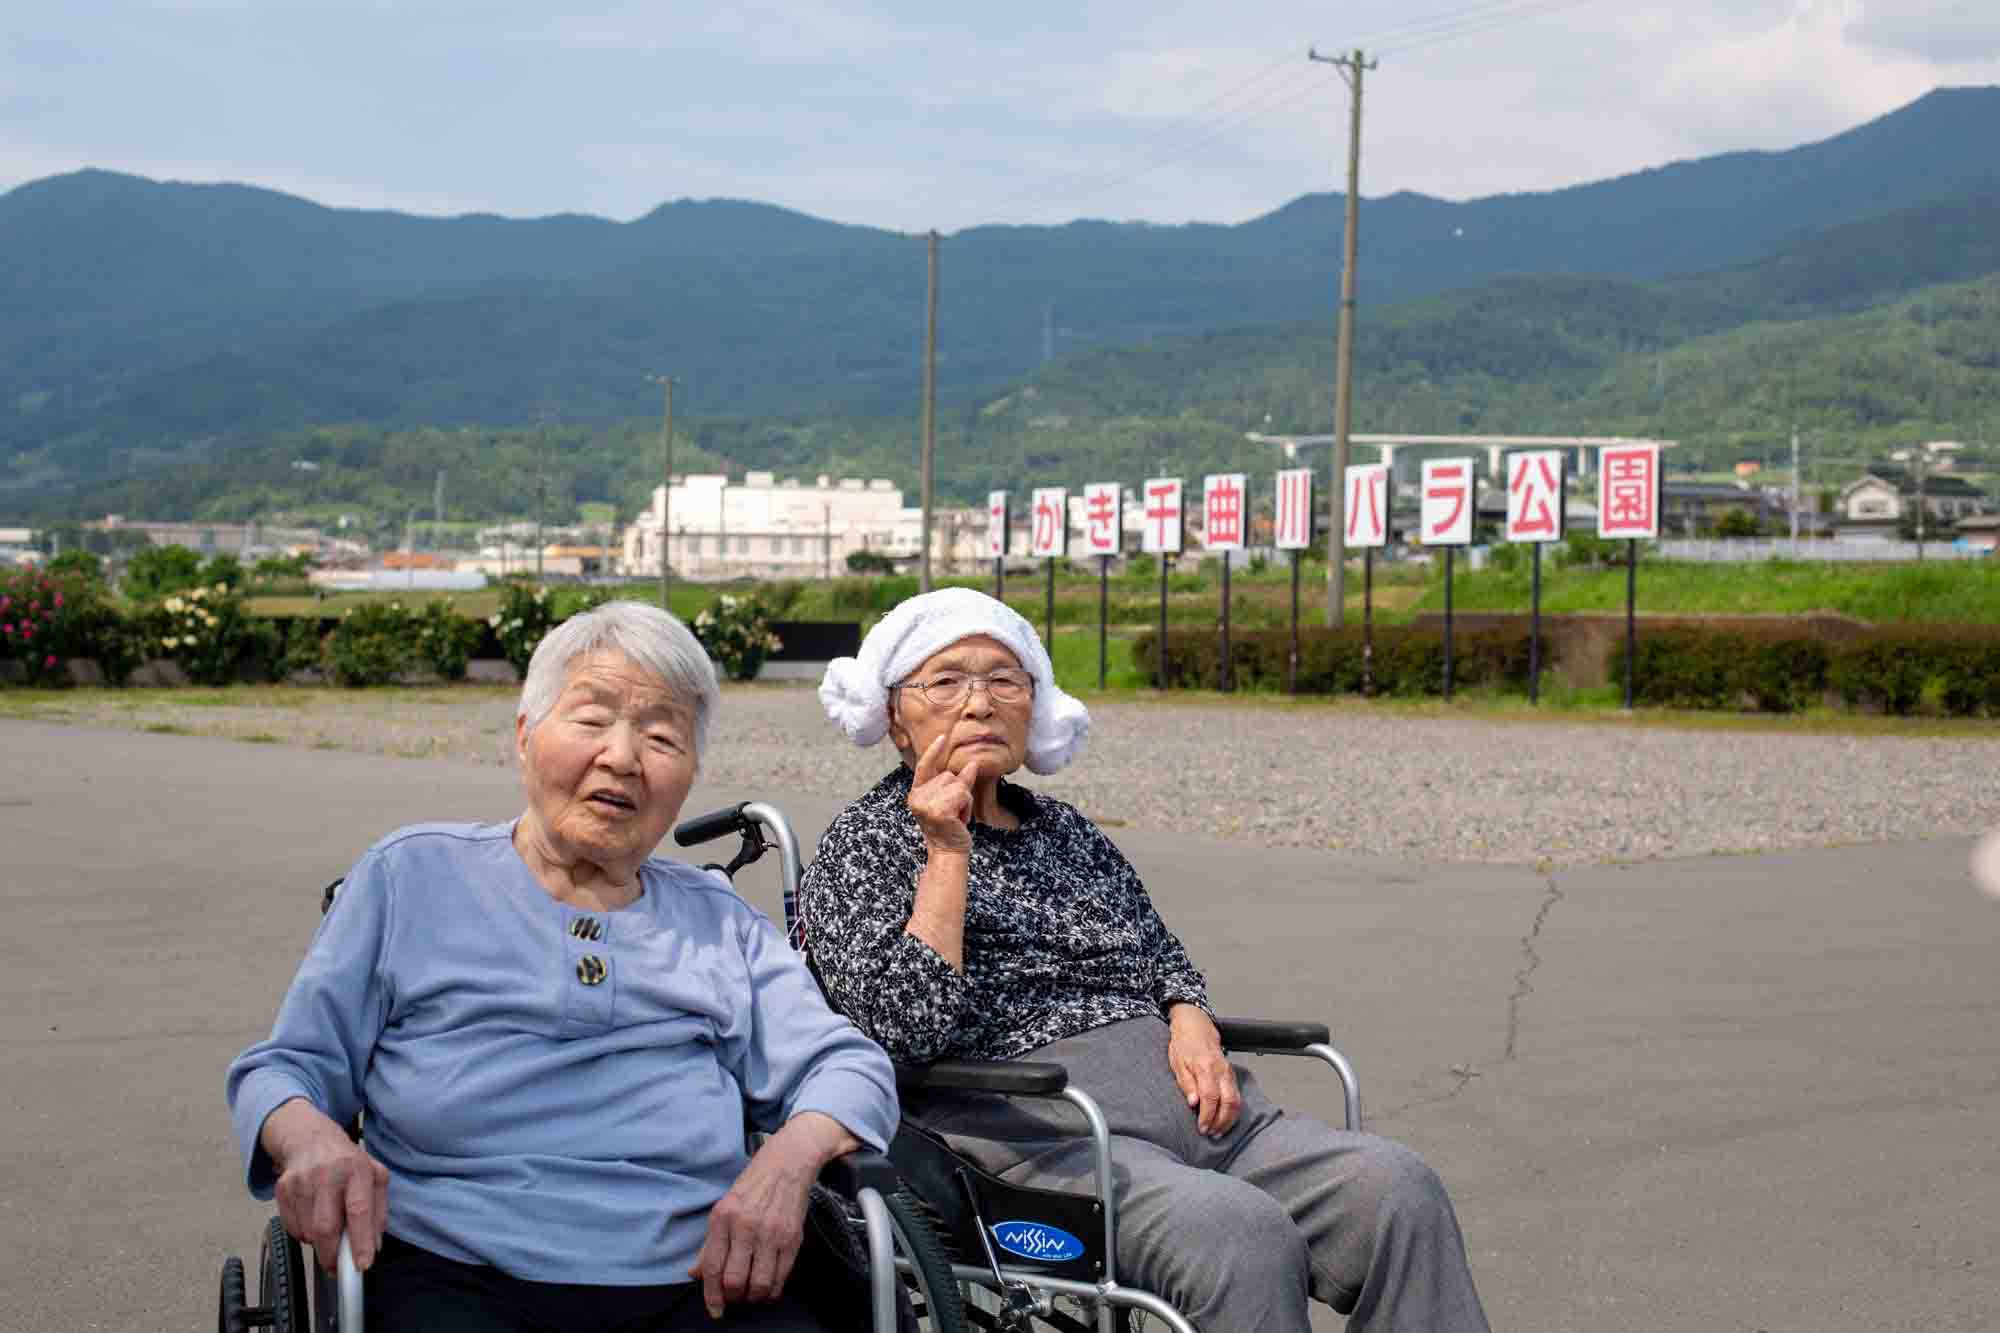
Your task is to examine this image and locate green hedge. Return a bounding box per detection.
[1139,621,2000,716]
[1607,624,2000,716]
[1132,626,1544,696]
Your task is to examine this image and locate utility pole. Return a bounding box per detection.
[1789,425,1800,542]
[649,375,675,608]
[920,230,939,592]
[1311,46,1375,626]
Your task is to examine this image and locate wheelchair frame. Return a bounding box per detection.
[676,800,1363,1333]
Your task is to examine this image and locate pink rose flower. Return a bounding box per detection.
[44,654,56,669]
[53,593,63,609]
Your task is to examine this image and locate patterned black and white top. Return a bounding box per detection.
[797,766,1212,1062]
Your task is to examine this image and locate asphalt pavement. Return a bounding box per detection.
[2,719,1995,1332]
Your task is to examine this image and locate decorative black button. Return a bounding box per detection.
[569,918,603,941]
[576,955,607,986]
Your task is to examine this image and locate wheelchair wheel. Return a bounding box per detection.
[217,1255,247,1333]
[259,1216,309,1333]
[884,1190,966,1333]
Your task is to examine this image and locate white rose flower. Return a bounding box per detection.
[162,636,179,649]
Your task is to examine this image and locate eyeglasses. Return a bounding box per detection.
[894,669,1035,709]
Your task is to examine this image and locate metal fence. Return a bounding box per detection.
[1656,539,1989,563]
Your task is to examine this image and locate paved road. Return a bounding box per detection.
[3,719,1995,1332]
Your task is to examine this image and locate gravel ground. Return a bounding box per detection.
[13,682,2000,864]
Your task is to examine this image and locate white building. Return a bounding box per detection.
[621,472,985,579]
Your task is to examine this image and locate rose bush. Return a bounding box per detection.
[693,594,782,681]
[489,582,556,680]
[130,582,264,685]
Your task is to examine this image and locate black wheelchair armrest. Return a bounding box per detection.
[893,1059,1068,1096]
[1214,1017,1331,1051]
[817,1148,902,1198]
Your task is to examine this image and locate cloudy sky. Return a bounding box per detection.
[6,1,1998,233]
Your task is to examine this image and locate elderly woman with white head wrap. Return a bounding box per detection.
[801,589,1491,1333]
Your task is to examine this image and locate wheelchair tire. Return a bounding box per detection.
[259,1216,309,1333]
[217,1255,247,1333]
[885,1190,967,1333]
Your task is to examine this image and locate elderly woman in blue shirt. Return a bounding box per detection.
[227,601,898,1333]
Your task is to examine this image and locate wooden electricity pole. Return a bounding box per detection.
[920,230,939,592]
[1311,46,1374,626]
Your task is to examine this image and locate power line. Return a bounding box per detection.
[1377,0,1599,55]
[1013,0,1601,216]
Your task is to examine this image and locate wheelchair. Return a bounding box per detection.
[216,875,970,1333]
[674,800,1363,1333]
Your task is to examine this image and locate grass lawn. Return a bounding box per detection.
[1405,557,2000,622]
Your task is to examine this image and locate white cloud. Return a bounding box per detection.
[1849,0,2000,63]
[5,1,2000,230]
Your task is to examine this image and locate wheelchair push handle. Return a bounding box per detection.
[674,803,753,848]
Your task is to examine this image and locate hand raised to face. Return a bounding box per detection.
[907,732,983,854]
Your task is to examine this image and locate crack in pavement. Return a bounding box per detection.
[1378,872,1568,1122]
[1504,874,1565,1062]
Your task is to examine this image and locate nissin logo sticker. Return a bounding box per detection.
[990,1221,1085,1263]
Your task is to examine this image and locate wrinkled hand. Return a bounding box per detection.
[908,733,983,855]
[689,1133,818,1317]
[1167,1005,1242,1138]
[266,1100,389,1273]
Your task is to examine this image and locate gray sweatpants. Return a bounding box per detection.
[907,1017,1489,1333]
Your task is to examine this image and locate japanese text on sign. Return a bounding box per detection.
[1505,451,1565,544]
[1203,473,1247,551]
[1343,465,1388,549]
[1141,478,1183,554]
[1274,468,1313,550]
[986,491,1008,557]
[1420,459,1474,546]
[1082,483,1121,556]
[1596,444,1660,539]
[1030,487,1067,558]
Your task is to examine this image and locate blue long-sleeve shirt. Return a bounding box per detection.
[226,821,898,1285]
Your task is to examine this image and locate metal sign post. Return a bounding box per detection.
[1142,478,1183,690]
[1625,541,1638,710]
[1596,444,1661,712]
[1363,548,1374,695]
[1505,451,1566,705]
[1203,474,1246,692]
[1344,465,1389,696]
[1274,468,1313,694]
[1420,459,1476,700]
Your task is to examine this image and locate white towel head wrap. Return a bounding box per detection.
[818,587,1091,774]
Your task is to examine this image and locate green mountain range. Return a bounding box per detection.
[7,86,2000,520]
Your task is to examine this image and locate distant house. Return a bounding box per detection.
[1952,514,2000,553]
[1835,467,1992,539]
[1659,480,1784,535]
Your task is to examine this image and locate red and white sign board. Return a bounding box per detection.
[1505,451,1565,544]
[1420,459,1475,547]
[1081,482,1121,556]
[1343,465,1389,549]
[1030,487,1068,558]
[1274,468,1314,551]
[1141,478,1183,555]
[1202,473,1247,551]
[1597,443,1660,540]
[985,491,1009,557]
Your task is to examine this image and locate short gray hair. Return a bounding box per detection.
[516,600,720,764]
